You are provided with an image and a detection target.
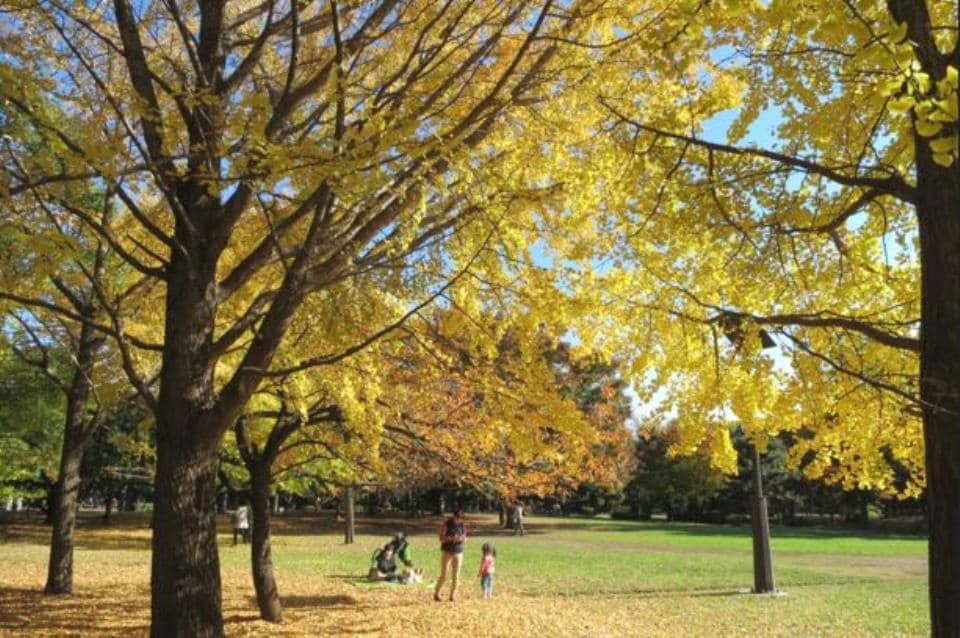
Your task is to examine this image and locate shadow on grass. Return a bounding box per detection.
[1,511,923,554]
[224,610,385,636]
[327,574,369,582]
[281,594,358,608]
[0,586,150,633]
[262,511,544,537]
[314,622,390,636]
[543,518,925,543]
[325,574,435,592]
[0,531,152,552]
[628,577,869,597]
[662,522,922,541]
[632,586,745,599]
[475,528,547,538]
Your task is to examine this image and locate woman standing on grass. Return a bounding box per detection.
[434,510,466,601]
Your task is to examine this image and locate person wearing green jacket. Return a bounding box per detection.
[389,532,413,567]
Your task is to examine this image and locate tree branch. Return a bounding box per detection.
[602,100,917,204]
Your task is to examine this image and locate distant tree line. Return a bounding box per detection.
[4,339,922,533]
[565,426,925,531]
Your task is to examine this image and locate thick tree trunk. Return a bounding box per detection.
[149,223,228,637]
[150,434,222,638]
[45,320,100,595]
[250,465,282,623]
[915,140,960,638]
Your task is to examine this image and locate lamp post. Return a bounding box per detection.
[751,444,776,593]
[715,312,778,593]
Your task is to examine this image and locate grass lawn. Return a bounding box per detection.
[0,512,927,636]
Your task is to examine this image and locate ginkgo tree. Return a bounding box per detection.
[582,0,956,633]
[1,259,115,597]
[0,133,143,595]
[0,2,647,634]
[221,319,388,623]
[226,386,351,624]
[378,311,635,512]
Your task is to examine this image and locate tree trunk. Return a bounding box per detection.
[857,493,870,528]
[366,488,379,515]
[250,465,282,623]
[149,226,228,637]
[43,479,57,525]
[784,501,795,526]
[150,433,223,638]
[45,320,100,595]
[915,133,960,638]
[344,485,355,545]
[44,443,83,594]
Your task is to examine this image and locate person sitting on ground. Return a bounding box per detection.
[389,531,414,568]
[370,544,399,582]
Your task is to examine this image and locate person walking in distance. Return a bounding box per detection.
[512,502,525,536]
[434,509,466,602]
[233,501,250,545]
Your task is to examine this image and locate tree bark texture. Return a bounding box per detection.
[44,321,101,595]
[149,218,226,636]
[150,433,223,638]
[915,135,960,638]
[250,465,282,622]
[43,444,83,594]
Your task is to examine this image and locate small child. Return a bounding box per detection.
[400,567,424,584]
[477,542,496,599]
